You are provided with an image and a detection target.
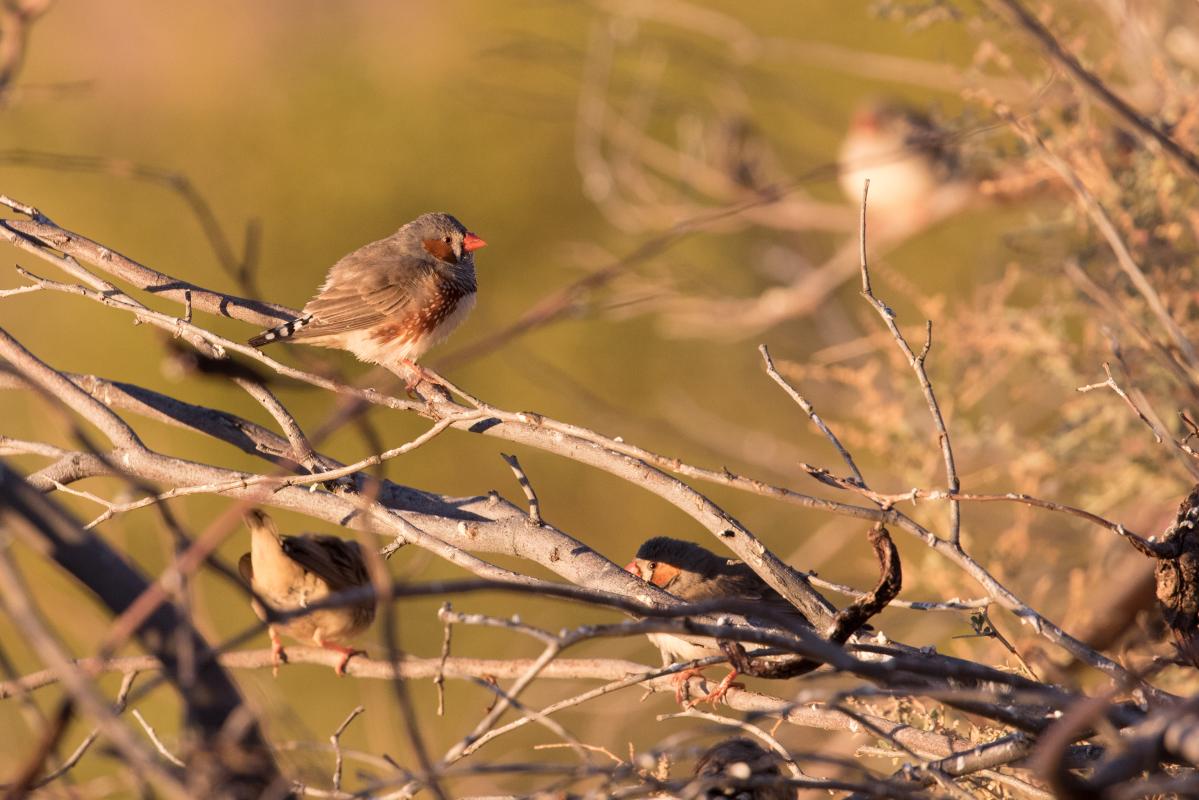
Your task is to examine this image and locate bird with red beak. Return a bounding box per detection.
[625,536,811,706]
[249,212,486,387]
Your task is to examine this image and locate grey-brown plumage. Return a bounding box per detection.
[248,212,485,376]
[239,509,376,675]
[693,738,792,800]
[625,537,810,704]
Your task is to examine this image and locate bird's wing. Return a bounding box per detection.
[238,553,254,584]
[664,561,811,630]
[291,240,434,339]
[281,535,370,593]
[713,566,812,629]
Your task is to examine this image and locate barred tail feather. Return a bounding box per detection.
[248,315,314,347]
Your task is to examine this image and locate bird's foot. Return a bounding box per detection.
[270,629,288,678]
[686,669,743,708]
[671,667,707,705]
[400,359,451,403]
[321,642,366,676]
[481,674,500,713]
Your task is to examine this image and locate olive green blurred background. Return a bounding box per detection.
[0,1,1049,795]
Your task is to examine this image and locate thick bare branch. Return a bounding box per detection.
[0,460,285,796]
[0,326,143,450]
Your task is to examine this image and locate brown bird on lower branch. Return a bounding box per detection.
[692,737,792,800]
[625,536,811,706]
[239,510,376,675]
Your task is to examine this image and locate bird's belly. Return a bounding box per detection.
[648,631,721,664]
[838,137,939,212]
[339,291,477,368]
[279,607,367,646]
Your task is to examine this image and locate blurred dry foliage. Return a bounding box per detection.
[11,0,1199,798]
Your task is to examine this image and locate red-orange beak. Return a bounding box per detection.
[463,232,487,252]
[624,559,638,575]
[852,108,879,133]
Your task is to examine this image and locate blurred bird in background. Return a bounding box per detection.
[838,99,975,234]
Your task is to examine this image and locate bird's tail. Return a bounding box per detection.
[244,508,277,536]
[248,315,313,347]
[244,509,305,590]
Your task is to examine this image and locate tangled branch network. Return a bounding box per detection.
[0,182,1197,799]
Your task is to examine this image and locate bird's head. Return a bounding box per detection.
[404,212,486,268]
[625,536,722,590]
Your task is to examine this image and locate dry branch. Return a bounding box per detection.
[0,461,285,797]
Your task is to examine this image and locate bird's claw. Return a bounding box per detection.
[323,643,366,676]
[400,360,452,403]
[671,666,707,705]
[686,670,743,708]
[270,638,288,678]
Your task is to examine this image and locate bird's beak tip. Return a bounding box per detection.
[464,232,487,252]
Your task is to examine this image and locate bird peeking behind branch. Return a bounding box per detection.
[692,737,792,800]
[625,536,811,706]
[247,212,485,389]
[239,509,376,676]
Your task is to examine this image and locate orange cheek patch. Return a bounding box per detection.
[422,238,458,264]
[651,562,680,587]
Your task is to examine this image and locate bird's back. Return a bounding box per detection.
[671,557,809,630]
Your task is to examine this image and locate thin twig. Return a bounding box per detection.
[131,709,186,768]
[857,178,961,546]
[759,343,864,486]
[435,603,453,717]
[986,0,1199,182]
[1001,108,1199,369]
[1077,362,1163,444]
[0,532,190,798]
[500,452,542,524]
[0,281,40,298]
[28,671,139,789]
[657,707,804,779]
[330,705,366,793]
[232,376,321,473]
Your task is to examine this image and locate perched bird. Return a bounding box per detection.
[625,536,810,705]
[239,509,376,675]
[692,737,792,800]
[837,100,972,233]
[248,212,486,384]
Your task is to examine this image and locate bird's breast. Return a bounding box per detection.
[649,631,722,663]
[367,288,476,346]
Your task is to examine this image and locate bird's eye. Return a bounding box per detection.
[442,235,452,244]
